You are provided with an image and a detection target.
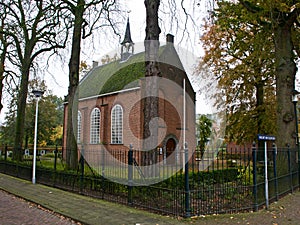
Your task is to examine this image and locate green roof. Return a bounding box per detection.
[78,44,187,99]
[79,52,146,99]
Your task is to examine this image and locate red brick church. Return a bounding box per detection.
[63,19,196,165]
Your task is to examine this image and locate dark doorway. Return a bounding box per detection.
[166,138,176,164]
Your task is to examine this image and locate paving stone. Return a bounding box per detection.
[0,173,181,225]
[0,190,76,225]
[1,173,300,225]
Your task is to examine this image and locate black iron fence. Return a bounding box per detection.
[0,144,299,217]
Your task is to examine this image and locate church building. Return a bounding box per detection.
[62,19,196,165]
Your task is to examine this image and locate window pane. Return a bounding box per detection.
[77,111,82,143]
[90,108,100,144]
[111,105,123,144]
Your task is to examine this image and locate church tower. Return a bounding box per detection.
[120,18,134,61]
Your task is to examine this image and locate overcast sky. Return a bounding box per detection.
[3,1,298,124]
[0,1,214,123]
[41,0,214,116]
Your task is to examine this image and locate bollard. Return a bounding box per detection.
[128,144,133,205]
[252,142,258,212]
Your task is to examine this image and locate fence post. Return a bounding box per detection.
[128,144,133,205]
[287,144,293,193]
[102,146,105,177]
[16,147,21,178]
[252,142,258,212]
[54,145,58,172]
[80,144,85,192]
[184,142,191,218]
[53,145,58,186]
[297,142,300,188]
[4,145,7,161]
[272,143,278,201]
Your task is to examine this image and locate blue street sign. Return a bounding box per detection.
[257,134,276,141]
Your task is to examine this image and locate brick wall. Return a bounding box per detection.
[63,81,195,160]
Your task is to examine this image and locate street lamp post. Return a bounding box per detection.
[292,92,299,145]
[292,90,300,186]
[32,90,44,184]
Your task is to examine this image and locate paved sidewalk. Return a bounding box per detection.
[0,189,77,225]
[0,173,182,225]
[1,173,300,225]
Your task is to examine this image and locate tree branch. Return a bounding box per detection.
[239,0,263,13]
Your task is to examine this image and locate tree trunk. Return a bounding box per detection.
[142,0,161,171]
[0,71,4,113]
[0,18,8,114]
[256,80,265,160]
[13,65,30,161]
[65,2,84,170]
[0,45,6,113]
[274,23,297,149]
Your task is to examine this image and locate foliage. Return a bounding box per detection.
[237,165,253,185]
[238,0,299,148]
[79,61,92,79]
[101,54,119,65]
[0,91,18,145]
[157,168,240,189]
[0,79,63,147]
[49,125,63,146]
[0,0,68,160]
[198,0,299,144]
[26,94,63,147]
[196,114,212,157]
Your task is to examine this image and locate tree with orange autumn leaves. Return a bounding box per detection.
[198,0,299,149]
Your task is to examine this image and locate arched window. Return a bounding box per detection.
[111,105,123,144]
[77,111,82,143]
[90,108,100,144]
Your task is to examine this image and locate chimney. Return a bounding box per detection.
[92,60,98,68]
[166,34,174,44]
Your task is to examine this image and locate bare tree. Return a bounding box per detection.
[0,15,9,113]
[141,0,161,172]
[61,0,121,169]
[142,0,201,169]
[0,0,68,160]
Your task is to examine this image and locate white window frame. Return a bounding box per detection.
[77,111,82,143]
[111,104,123,144]
[90,108,100,144]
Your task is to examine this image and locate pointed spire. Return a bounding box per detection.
[121,18,134,45]
[120,17,134,62]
